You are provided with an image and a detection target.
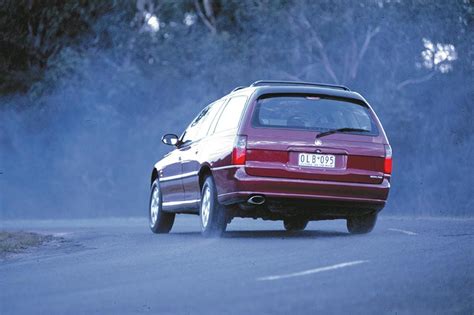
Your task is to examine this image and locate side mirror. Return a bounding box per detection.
[161,134,179,146]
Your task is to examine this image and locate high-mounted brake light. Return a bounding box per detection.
[232,135,247,165]
[384,144,392,174]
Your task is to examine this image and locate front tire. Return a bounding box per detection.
[346,213,377,234]
[149,179,175,233]
[283,217,308,231]
[200,176,227,237]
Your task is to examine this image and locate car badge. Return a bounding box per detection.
[315,139,323,146]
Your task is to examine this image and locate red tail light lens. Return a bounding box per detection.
[232,135,247,165]
[384,144,392,174]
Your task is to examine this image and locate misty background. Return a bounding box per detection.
[0,0,472,219]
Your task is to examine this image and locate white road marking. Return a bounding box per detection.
[256,260,369,281]
[388,228,418,236]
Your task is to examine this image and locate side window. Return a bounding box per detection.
[196,99,224,138]
[181,100,224,144]
[214,96,247,134]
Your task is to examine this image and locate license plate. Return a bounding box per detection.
[298,153,335,168]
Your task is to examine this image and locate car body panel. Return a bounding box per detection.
[180,142,201,202]
[155,151,184,206]
[211,167,389,206]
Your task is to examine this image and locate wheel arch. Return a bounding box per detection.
[198,164,213,190]
[151,168,159,186]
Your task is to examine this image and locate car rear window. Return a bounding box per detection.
[252,95,378,135]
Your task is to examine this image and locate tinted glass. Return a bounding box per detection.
[181,100,224,144]
[197,99,224,138]
[214,96,247,133]
[253,95,377,134]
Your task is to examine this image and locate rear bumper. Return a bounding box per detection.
[214,166,389,211]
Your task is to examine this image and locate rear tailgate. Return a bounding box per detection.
[245,130,385,184]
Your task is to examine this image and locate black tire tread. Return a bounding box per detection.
[283,218,308,231]
[149,180,175,234]
[200,176,227,237]
[346,213,377,234]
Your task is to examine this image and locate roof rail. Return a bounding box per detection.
[250,80,350,91]
[231,86,246,92]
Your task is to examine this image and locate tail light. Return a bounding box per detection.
[232,135,247,165]
[384,144,392,174]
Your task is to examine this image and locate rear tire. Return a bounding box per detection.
[149,179,175,233]
[346,213,377,234]
[283,217,308,231]
[200,176,227,237]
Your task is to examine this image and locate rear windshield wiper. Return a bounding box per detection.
[316,127,371,138]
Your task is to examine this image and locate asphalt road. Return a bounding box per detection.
[1,216,473,314]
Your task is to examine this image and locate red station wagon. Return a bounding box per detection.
[149,80,392,237]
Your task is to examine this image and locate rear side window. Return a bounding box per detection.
[214,96,247,133]
[196,99,224,138]
[181,100,224,144]
[253,95,378,135]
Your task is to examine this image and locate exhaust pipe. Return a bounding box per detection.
[248,195,265,205]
